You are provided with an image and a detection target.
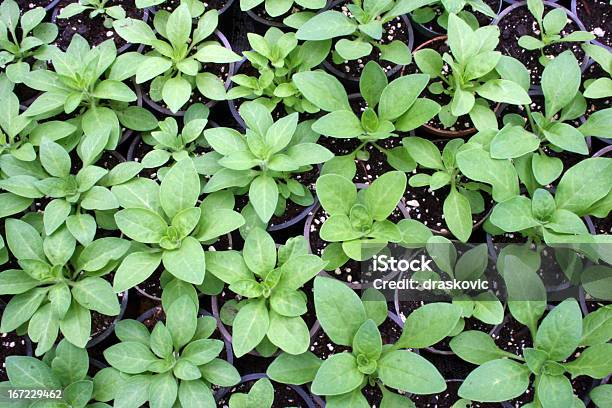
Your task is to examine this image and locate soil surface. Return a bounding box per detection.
[574,0,612,48]
[0,331,29,381]
[325,2,411,80]
[416,0,501,35]
[54,0,144,51]
[217,379,310,407]
[497,4,587,86]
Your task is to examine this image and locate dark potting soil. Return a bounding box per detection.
[307,203,406,286]
[54,0,144,51]
[405,41,478,132]
[417,0,501,35]
[582,62,612,120]
[129,138,163,180]
[583,299,610,314]
[248,3,309,25]
[591,214,612,235]
[217,379,310,407]
[160,0,229,12]
[396,301,496,352]
[135,234,233,299]
[15,0,52,9]
[574,0,612,48]
[412,380,501,408]
[325,2,411,80]
[0,331,29,381]
[316,136,370,183]
[309,313,402,359]
[91,273,124,339]
[497,4,587,87]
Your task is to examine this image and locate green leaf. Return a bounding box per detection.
[314,277,366,346]
[532,152,563,185]
[490,126,540,159]
[113,18,157,45]
[402,137,444,170]
[543,123,588,154]
[114,208,168,244]
[113,251,162,293]
[295,11,356,41]
[476,79,531,105]
[249,175,278,223]
[166,295,198,349]
[40,139,71,178]
[72,277,120,316]
[293,70,350,112]
[149,372,178,408]
[162,236,206,284]
[232,299,270,357]
[378,40,412,65]
[555,158,612,215]
[542,50,581,117]
[267,312,310,355]
[59,301,91,348]
[378,350,446,394]
[460,360,530,402]
[162,76,191,113]
[396,302,462,348]
[160,158,200,219]
[363,171,406,221]
[311,353,363,396]
[5,218,45,262]
[450,330,515,365]
[535,298,582,361]
[564,343,612,379]
[443,188,472,242]
[5,356,60,389]
[490,196,540,232]
[537,373,574,408]
[312,110,363,138]
[103,342,159,374]
[316,174,357,216]
[267,352,322,385]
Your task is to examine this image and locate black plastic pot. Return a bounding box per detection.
[215,373,317,406]
[411,0,503,38]
[320,0,414,83]
[137,306,234,365]
[210,295,321,357]
[493,1,590,92]
[303,183,411,289]
[51,5,150,54]
[45,0,61,11]
[137,30,236,117]
[87,289,129,348]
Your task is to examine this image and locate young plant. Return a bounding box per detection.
[0,88,77,162]
[0,219,130,355]
[419,237,504,327]
[139,103,211,178]
[295,0,419,65]
[4,139,145,245]
[413,13,531,129]
[267,277,461,406]
[58,0,126,29]
[227,27,330,115]
[111,159,245,292]
[112,4,241,113]
[581,43,612,99]
[403,137,493,242]
[1,340,112,407]
[294,61,440,174]
[201,102,333,224]
[240,0,326,23]
[519,0,595,66]
[103,295,241,407]
[21,34,158,154]
[491,51,612,188]
[410,0,498,31]
[206,228,327,357]
[453,265,611,408]
[228,378,275,408]
[489,157,612,245]
[315,171,407,270]
[0,0,57,84]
